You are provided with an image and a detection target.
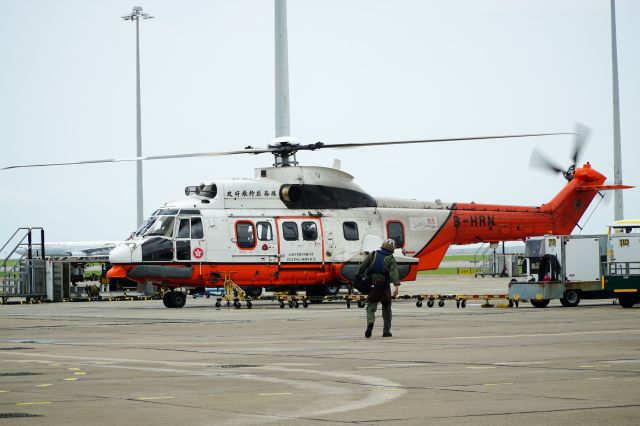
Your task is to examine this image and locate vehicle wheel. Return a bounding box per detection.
[246,301,252,309]
[530,299,550,308]
[215,301,221,308]
[279,301,285,309]
[560,290,581,307]
[427,300,434,308]
[163,291,173,308]
[438,300,445,308]
[461,300,466,308]
[302,300,309,308]
[346,300,351,308]
[294,301,300,308]
[618,295,638,308]
[416,301,423,308]
[233,301,241,309]
[358,300,365,308]
[172,292,186,308]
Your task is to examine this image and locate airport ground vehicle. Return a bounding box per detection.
[603,220,640,308]
[510,234,611,307]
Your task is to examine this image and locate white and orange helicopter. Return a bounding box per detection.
[3,127,631,308]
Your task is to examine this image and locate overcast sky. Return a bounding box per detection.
[1,0,638,242]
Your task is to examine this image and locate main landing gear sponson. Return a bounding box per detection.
[163,290,187,308]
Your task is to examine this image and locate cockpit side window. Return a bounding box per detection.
[191,217,204,239]
[177,218,190,239]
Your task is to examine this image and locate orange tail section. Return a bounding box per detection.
[415,163,608,270]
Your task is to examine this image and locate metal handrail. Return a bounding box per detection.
[605,261,640,276]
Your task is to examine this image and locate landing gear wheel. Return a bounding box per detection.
[163,291,173,308]
[172,291,186,308]
[530,299,550,308]
[243,287,263,298]
[325,285,340,296]
[560,290,581,307]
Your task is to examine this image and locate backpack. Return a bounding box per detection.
[353,250,390,294]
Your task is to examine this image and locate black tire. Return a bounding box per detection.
[243,287,263,298]
[279,301,285,309]
[172,292,186,308]
[215,301,221,308]
[325,285,341,296]
[163,292,173,308]
[438,300,445,308]
[619,295,638,308]
[530,299,550,308]
[427,300,434,308]
[416,301,423,308]
[461,300,467,308]
[246,301,252,309]
[560,290,581,307]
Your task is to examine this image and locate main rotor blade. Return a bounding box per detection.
[571,123,590,166]
[1,148,273,171]
[307,132,574,151]
[529,148,564,174]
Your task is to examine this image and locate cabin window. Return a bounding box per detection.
[301,222,318,241]
[191,217,204,239]
[282,222,299,241]
[343,222,359,241]
[386,221,405,248]
[177,218,190,239]
[235,221,256,249]
[257,222,273,241]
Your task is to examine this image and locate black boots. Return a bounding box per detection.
[365,323,374,338]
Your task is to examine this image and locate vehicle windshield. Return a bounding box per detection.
[143,216,176,237]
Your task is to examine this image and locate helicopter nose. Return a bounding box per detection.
[109,244,133,264]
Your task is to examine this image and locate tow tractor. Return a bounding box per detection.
[603,220,640,308]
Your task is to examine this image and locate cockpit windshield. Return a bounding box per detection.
[143,216,176,237]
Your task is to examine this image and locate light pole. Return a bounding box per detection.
[610,0,623,221]
[122,6,154,228]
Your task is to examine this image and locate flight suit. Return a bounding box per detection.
[358,249,401,335]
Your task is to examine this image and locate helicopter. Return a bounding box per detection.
[4,126,630,308]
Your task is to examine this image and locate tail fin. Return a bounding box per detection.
[541,163,607,234]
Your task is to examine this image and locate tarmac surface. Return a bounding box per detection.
[1,275,639,425]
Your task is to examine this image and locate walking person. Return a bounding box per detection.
[358,239,401,338]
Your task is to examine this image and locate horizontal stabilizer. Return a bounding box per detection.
[575,184,634,191]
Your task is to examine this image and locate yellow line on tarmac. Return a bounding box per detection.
[64,377,78,381]
[0,390,8,393]
[74,372,86,375]
[36,384,53,387]
[138,396,174,401]
[68,368,82,371]
[16,401,52,406]
[259,392,293,396]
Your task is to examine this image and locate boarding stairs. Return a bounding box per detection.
[0,228,46,303]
